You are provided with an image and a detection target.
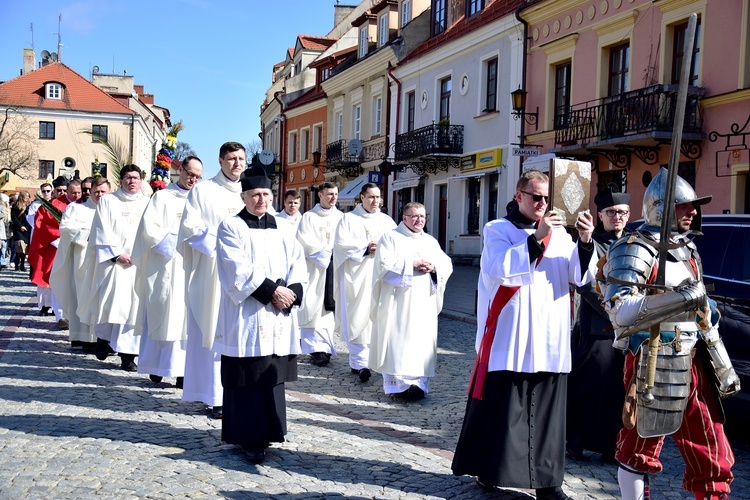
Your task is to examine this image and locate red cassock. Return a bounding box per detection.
[28,195,72,287]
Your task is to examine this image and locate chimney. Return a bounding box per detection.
[23,48,35,75]
[334,3,356,27]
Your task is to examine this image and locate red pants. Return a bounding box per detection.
[615,350,734,494]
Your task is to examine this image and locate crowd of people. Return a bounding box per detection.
[0,152,741,499]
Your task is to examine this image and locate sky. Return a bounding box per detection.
[0,0,335,178]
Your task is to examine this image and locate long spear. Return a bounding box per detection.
[641,13,698,405]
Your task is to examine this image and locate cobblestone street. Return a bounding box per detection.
[1,267,748,499]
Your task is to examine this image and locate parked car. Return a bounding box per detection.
[694,215,750,433]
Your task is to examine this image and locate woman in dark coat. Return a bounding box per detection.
[11,190,32,271]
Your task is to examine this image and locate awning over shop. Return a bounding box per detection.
[449,167,502,181]
[337,173,370,207]
[391,176,422,191]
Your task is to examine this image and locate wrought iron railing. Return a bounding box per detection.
[395,123,464,163]
[554,84,704,146]
[325,139,363,177]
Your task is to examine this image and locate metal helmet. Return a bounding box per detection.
[642,168,712,232]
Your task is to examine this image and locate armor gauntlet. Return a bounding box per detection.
[614,279,706,339]
[705,337,741,398]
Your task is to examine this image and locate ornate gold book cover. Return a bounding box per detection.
[548,159,591,226]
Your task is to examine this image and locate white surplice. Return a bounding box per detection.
[213,214,307,357]
[78,188,148,354]
[295,203,343,355]
[369,222,453,393]
[332,204,396,351]
[177,172,244,406]
[477,219,597,374]
[50,199,97,343]
[132,183,190,378]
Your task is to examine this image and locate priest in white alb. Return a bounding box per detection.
[132,157,203,386]
[333,183,396,383]
[50,177,111,353]
[369,202,453,400]
[79,165,149,371]
[214,165,306,463]
[177,142,246,419]
[296,182,343,366]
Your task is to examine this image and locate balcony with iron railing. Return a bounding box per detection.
[554,84,705,148]
[395,123,464,162]
[325,139,364,178]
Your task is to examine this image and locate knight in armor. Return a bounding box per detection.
[601,168,740,500]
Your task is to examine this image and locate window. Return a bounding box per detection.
[554,62,572,129]
[484,58,498,112]
[45,83,61,99]
[92,124,108,141]
[313,125,323,156]
[439,77,451,122]
[596,169,626,195]
[39,121,55,139]
[39,160,54,179]
[467,0,485,17]
[432,0,446,36]
[608,43,629,96]
[289,131,298,163]
[467,177,481,235]
[406,91,416,132]
[401,0,412,26]
[672,20,701,86]
[335,112,343,140]
[353,105,361,139]
[93,162,108,178]
[301,129,310,161]
[359,28,369,58]
[379,14,388,47]
[373,96,382,136]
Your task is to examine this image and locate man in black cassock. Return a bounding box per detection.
[213,165,306,463]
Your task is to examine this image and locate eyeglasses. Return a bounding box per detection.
[406,214,426,220]
[122,176,141,182]
[603,209,630,217]
[41,189,52,193]
[520,190,549,203]
[184,172,202,180]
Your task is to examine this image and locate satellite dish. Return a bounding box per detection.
[41,50,50,60]
[348,139,363,156]
[63,157,76,169]
[50,52,58,62]
[92,66,99,74]
[258,150,275,166]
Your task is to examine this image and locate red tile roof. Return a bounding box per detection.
[0,62,135,115]
[399,0,525,65]
[297,35,337,51]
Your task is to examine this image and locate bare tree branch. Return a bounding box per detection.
[0,105,39,179]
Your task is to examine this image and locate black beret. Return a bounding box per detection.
[594,189,631,212]
[240,164,272,191]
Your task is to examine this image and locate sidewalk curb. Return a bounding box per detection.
[439,309,477,325]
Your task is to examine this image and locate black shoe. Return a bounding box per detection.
[241,445,265,464]
[406,385,425,401]
[210,406,223,419]
[175,377,184,389]
[81,342,96,354]
[358,368,371,382]
[476,477,498,491]
[309,352,330,366]
[40,306,50,317]
[71,341,83,348]
[535,486,572,500]
[351,368,359,375]
[95,338,111,361]
[149,374,163,383]
[121,360,138,372]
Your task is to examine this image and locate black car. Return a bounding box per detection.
[694,215,750,431]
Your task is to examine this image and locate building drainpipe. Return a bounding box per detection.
[274,90,286,210]
[515,1,541,177]
[386,63,401,218]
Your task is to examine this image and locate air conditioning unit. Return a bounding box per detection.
[63,157,76,169]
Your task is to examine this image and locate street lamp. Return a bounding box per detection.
[510,87,538,131]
